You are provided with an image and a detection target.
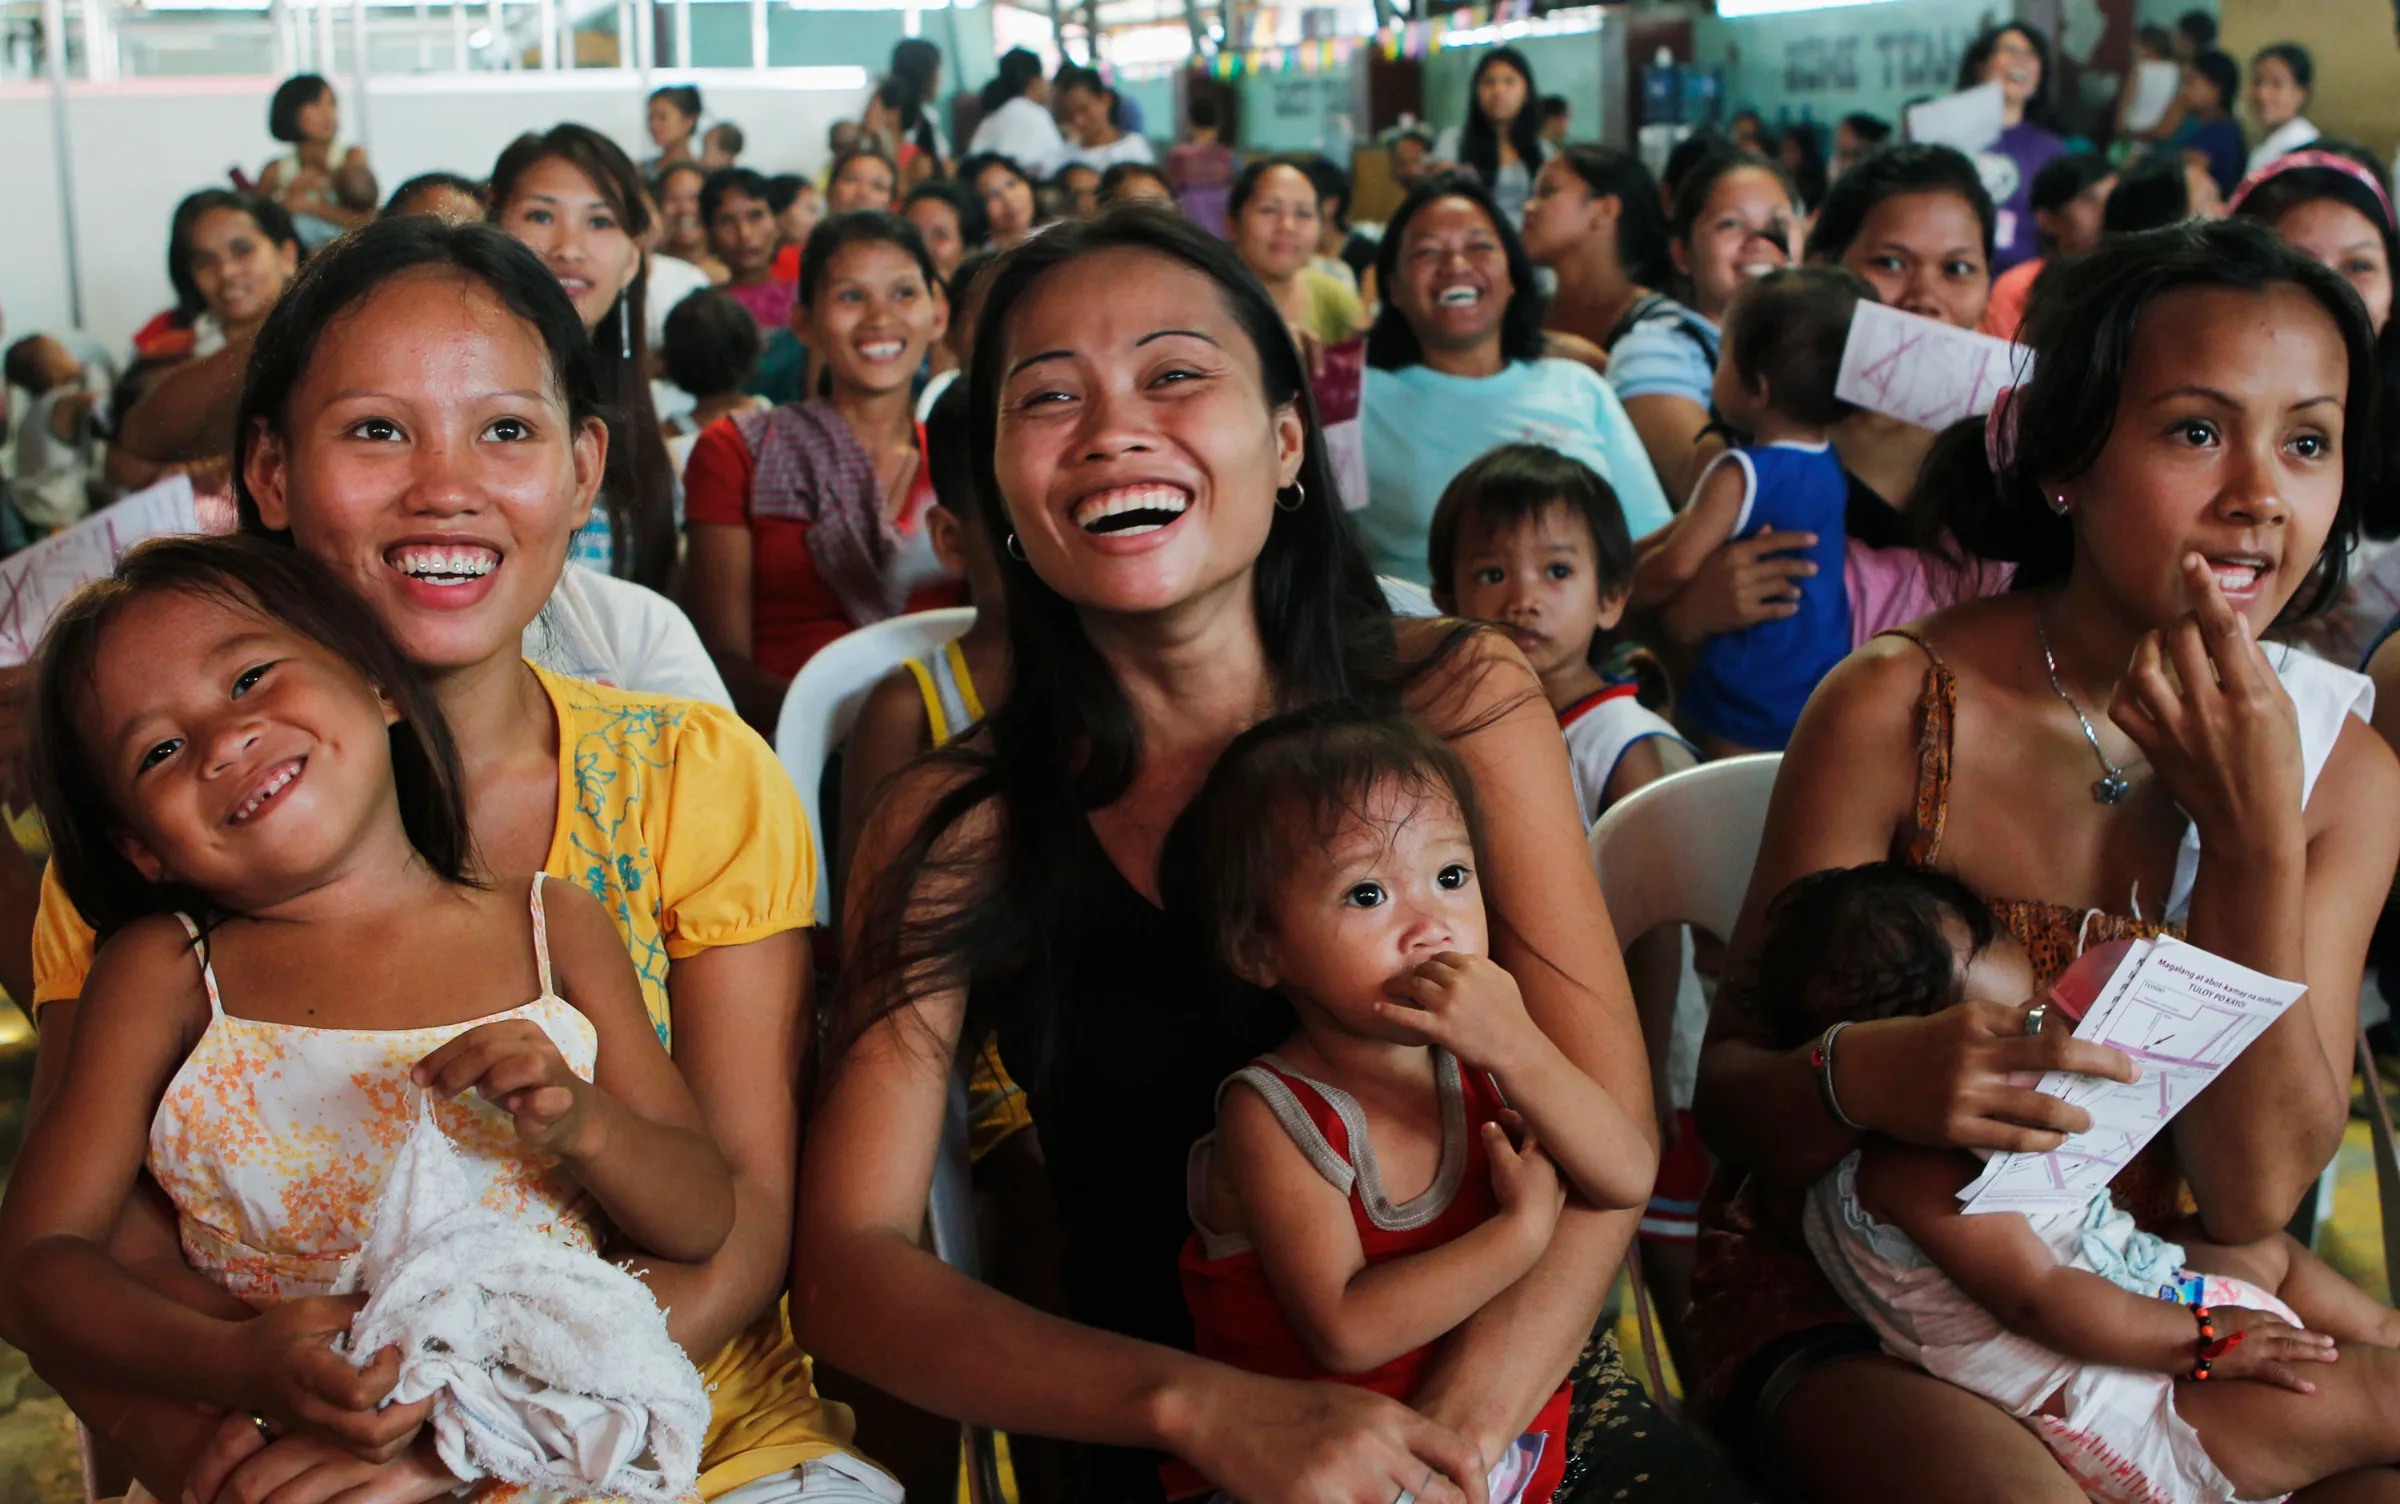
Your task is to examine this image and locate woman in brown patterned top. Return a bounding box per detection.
[1691,219,2400,1500]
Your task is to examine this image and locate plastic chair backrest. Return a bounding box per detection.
[1380,575,1440,618]
[1587,753,1781,946]
[773,607,979,926]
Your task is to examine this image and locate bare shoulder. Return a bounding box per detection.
[849,669,934,777]
[532,874,622,958]
[1396,619,1545,736]
[82,911,213,1037]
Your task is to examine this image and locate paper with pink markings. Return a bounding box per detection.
[1957,938,2308,1216]
[1834,301,2032,432]
[0,475,199,666]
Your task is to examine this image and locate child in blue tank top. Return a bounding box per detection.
[1636,266,1874,756]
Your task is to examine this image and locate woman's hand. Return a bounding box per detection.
[232,1294,427,1460]
[188,1409,460,1504]
[1169,1368,1491,1504]
[1836,1001,2141,1154]
[413,1020,596,1158]
[1656,529,1818,643]
[2110,555,2306,852]
[2191,1305,2339,1393]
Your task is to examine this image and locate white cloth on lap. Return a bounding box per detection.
[339,1093,712,1503]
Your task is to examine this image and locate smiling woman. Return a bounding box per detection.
[1357,172,1673,585]
[681,210,966,731]
[798,202,1758,1504]
[1689,219,2400,1503]
[490,124,678,590]
[18,217,881,1504]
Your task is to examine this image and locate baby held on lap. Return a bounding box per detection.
[1767,862,2400,1504]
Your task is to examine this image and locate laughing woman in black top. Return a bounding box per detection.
[798,206,1758,1504]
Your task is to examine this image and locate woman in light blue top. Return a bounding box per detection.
[1358,171,1672,585]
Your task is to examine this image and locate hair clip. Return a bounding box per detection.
[1984,384,2022,476]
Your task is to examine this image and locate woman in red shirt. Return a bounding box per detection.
[683,210,964,730]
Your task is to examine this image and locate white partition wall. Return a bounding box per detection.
[0,85,77,346]
[3,67,866,352]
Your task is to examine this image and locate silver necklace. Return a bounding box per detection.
[2036,609,2132,806]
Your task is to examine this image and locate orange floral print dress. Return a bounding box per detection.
[141,877,690,1502]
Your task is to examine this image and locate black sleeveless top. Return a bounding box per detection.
[985,817,1290,1498]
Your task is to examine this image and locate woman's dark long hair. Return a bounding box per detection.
[840,205,1468,1082]
[1459,47,1544,192]
[1915,218,2377,621]
[232,217,608,545]
[2232,141,2400,539]
[489,125,676,589]
[168,190,302,324]
[1365,170,1548,371]
[32,535,476,943]
[1956,23,2058,133]
[1553,145,1670,288]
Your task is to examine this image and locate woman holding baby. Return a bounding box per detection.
[1688,216,2400,1500]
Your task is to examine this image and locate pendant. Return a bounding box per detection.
[2093,770,2131,805]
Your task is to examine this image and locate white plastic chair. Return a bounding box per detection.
[1587,753,1781,946]
[774,606,977,929]
[1381,575,1440,618]
[770,607,998,1495]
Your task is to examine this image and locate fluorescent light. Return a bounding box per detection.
[1438,6,1603,47]
[1714,0,1910,16]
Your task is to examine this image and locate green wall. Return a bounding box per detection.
[1422,32,1604,144]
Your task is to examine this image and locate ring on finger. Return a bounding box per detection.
[250,1411,277,1445]
[2023,1003,2048,1038]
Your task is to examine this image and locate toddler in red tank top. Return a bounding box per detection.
[1157,705,1658,1503]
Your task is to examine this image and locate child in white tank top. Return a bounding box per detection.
[0,537,734,1499]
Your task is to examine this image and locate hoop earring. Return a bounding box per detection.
[1275,481,1306,513]
[1005,532,1026,561]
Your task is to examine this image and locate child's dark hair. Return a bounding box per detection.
[1723,265,1874,428]
[1754,862,1998,1049]
[924,380,976,520]
[2137,23,2173,56]
[707,121,745,156]
[2030,152,2112,220]
[31,535,476,941]
[662,289,763,398]
[1838,113,1892,148]
[1160,703,1483,979]
[2103,154,2190,235]
[1426,443,1635,609]
[1916,218,2377,620]
[3,337,58,396]
[946,247,1001,312]
[2176,9,2217,49]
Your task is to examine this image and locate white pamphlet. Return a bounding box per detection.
[1835,301,2032,432]
[1906,83,2007,156]
[0,475,201,666]
[1958,938,2309,1215]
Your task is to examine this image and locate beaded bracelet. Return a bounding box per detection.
[2189,1305,2218,1380]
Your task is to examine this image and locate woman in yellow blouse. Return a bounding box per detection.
[19,218,882,1500]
